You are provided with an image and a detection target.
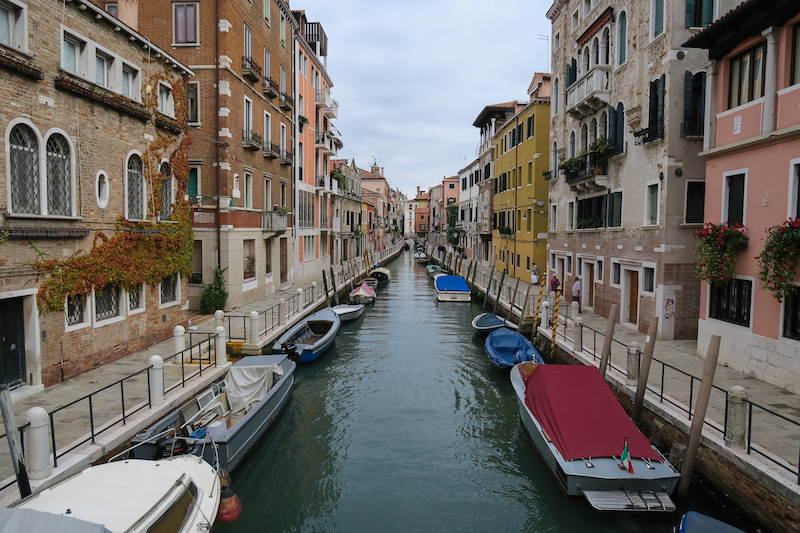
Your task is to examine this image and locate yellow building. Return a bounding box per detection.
[493,73,551,284]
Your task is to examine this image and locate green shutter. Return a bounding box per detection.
[685,0,696,27]
[702,0,714,26]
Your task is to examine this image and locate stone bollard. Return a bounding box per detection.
[548,290,556,310]
[626,342,640,386]
[567,301,578,327]
[148,355,165,406]
[574,317,583,352]
[298,288,304,309]
[311,281,318,302]
[215,309,224,329]
[24,407,52,480]
[541,300,549,328]
[249,311,259,345]
[725,385,748,450]
[173,325,185,357]
[279,300,286,325]
[215,326,228,366]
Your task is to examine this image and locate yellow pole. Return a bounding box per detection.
[551,289,561,352]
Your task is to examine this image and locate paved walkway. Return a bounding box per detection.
[2,241,798,507]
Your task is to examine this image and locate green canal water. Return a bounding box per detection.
[218,251,725,532]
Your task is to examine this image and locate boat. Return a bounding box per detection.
[471,312,519,333]
[273,307,341,362]
[131,354,296,472]
[331,303,366,322]
[510,363,680,511]
[484,327,543,369]
[679,511,746,533]
[13,456,221,532]
[434,275,471,302]
[368,266,391,282]
[414,252,429,265]
[349,282,376,304]
[403,242,410,250]
[362,276,380,289]
[426,264,443,278]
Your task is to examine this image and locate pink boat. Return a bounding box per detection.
[349,282,376,304]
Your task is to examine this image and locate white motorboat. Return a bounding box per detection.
[331,303,366,321]
[14,456,221,532]
[434,275,471,302]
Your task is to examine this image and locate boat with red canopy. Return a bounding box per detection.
[510,362,680,512]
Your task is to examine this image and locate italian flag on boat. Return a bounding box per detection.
[621,437,634,474]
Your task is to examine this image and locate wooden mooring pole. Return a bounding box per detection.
[598,304,619,378]
[0,385,31,498]
[632,316,658,423]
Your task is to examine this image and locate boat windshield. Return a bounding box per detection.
[146,482,198,533]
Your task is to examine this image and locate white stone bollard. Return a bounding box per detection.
[215,326,228,366]
[541,301,549,328]
[215,309,224,329]
[24,407,52,480]
[626,342,640,386]
[311,281,318,302]
[148,355,165,406]
[298,288,304,309]
[725,385,748,450]
[279,299,286,325]
[173,325,185,356]
[574,317,583,352]
[249,311,259,345]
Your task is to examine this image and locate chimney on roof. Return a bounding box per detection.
[371,163,383,176]
[117,0,138,31]
[417,186,421,197]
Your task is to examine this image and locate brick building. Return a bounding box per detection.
[1,0,193,388]
[131,0,298,309]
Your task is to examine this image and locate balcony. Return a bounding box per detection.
[315,132,334,155]
[315,174,328,191]
[320,215,330,229]
[242,129,263,150]
[633,126,661,145]
[326,99,338,119]
[315,89,331,109]
[263,142,279,159]
[279,92,293,110]
[280,149,293,165]
[262,77,279,98]
[262,211,288,232]
[242,56,262,83]
[566,65,611,120]
[559,151,610,191]
[305,22,328,57]
[681,120,704,139]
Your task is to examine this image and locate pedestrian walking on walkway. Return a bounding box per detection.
[531,263,539,285]
[550,275,560,294]
[572,277,581,313]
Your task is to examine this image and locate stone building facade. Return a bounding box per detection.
[1,0,192,388]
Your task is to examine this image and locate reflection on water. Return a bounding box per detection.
[218,252,719,533]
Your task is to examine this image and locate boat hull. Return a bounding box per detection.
[436,291,471,302]
[272,308,342,363]
[331,304,365,322]
[471,312,518,333]
[484,328,542,369]
[510,364,679,509]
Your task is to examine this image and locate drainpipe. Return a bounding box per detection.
[214,0,221,268]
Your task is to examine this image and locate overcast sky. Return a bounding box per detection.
[302,0,553,199]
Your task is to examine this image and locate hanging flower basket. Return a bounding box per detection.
[757,218,800,301]
[693,222,748,286]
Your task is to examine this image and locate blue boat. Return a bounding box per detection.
[679,511,746,533]
[435,275,471,302]
[273,307,341,362]
[471,312,518,334]
[485,327,543,369]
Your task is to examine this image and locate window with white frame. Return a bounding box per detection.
[244,171,253,208]
[187,82,199,124]
[608,190,623,228]
[567,200,575,230]
[263,0,269,22]
[95,284,121,322]
[0,0,28,53]
[96,171,109,209]
[190,241,203,284]
[550,204,557,231]
[685,180,705,224]
[158,161,173,221]
[724,171,746,225]
[709,278,752,327]
[264,111,271,145]
[618,11,627,65]
[8,122,39,214]
[188,164,200,203]
[553,79,559,115]
[264,47,271,78]
[127,153,144,220]
[264,176,272,210]
[612,261,621,285]
[571,9,579,31]
[158,82,174,118]
[550,253,556,269]
[578,257,582,275]
[566,255,573,275]
[643,265,655,293]
[105,2,116,16]
[160,273,179,305]
[66,293,89,327]
[173,2,198,44]
[243,239,256,279]
[121,65,138,100]
[554,32,560,49]
[62,33,84,76]
[652,0,664,38]
[790,161,800,220]
[46,133,72,216]
[95,51,111,87]
[280,12,286,43]
[645,182,659,226]
[596,259,603,283]
[129,282,144,311]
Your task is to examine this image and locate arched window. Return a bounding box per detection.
[582,47,590,73]
[618,12,627,65]
[9,123,39,214]
[553,79,559,115]
[127,154,144,220]
[592,37,599,68]
[159,161,173,221]
[601,28,610,65]
[589,118,598,145]
[552,141,558,174]
[569,131,576,158]
[46,133,71,216]
[600,111,608,138]
[581,124,588,153]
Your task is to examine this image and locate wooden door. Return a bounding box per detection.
[280,237,288,284]
[586,264,595,307]
[0,298,25,387]
[628,271,639,325]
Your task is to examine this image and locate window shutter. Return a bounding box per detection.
[657,75,666,139]
[685,0,696,27]
[616,103,625,149]
[648,79,659,131]
[702,0,714,26]
[683,71,694,126]
[608,106,617,150]
[696,73,706,126]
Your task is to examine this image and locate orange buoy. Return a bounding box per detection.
[216,485,242,524]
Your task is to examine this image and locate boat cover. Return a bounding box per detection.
[679,511,745,533]
[226,363,282,414]
[435,275,469,292]
[524,365,663,461]
[475,313,505,329]
[485,328,543,368]
[350,283,375,297]
[0,509,110,533]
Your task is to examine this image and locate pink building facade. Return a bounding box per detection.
[685,2,800,392]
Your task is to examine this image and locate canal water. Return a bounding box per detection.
[218,251,723,532]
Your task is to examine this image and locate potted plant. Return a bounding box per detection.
[757,218,800,301]
[694,222,748,286]
[265,263,272,274]
[244,255,256,280]
[298,115,309,133]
